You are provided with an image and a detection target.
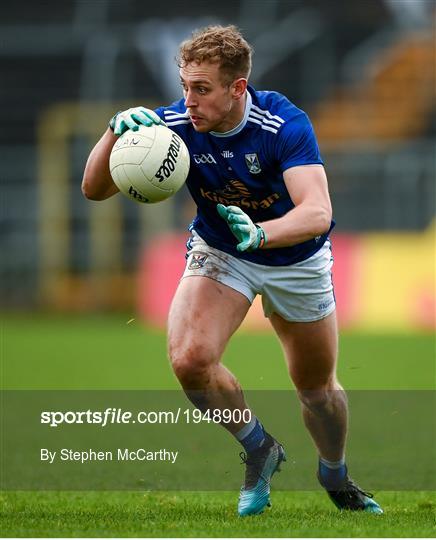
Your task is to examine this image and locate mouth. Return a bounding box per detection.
[189,115,203,125]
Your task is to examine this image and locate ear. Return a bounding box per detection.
[231,78,248,100]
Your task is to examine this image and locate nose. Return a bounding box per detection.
[184,89,197,108]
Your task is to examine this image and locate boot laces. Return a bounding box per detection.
[337,476,374,500]
[239,450,270,488]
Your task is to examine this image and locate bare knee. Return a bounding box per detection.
[169,340,218,386]
[297,381,343,413]
[298,388,330,411]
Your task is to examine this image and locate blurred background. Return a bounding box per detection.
[2,0,435,333]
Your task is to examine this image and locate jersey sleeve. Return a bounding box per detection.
[154,106,166,122]
[275,113,324,171]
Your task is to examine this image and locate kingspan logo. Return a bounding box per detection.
[154,133,182,182]
[200,179,280,210]
[216,180,251,200]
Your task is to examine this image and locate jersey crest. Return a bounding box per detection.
[188,253,208,270]
[244,153,262,174]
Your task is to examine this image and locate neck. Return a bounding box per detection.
[214,92,248,134]
[230,93,247,129]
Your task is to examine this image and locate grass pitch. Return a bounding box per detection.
[1,314,435,537]
[1,491,435,537]
[3,314,434,390]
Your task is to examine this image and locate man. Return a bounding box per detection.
[82,25,382,517]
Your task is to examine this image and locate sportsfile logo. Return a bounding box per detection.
[154,133,182,182]
[193,153,217,164]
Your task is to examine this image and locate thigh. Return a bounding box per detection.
[262,241,335,323]
[168,275,251,360]
[270,310,339,389]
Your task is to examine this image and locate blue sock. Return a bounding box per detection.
[235,417,265,453]
[319,457,347,489]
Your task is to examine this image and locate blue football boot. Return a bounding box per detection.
[238,433,286,516]
[318,467,383,514]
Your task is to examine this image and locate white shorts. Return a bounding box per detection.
[182,231,336,322]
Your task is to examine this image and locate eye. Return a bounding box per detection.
[197,87,208,95]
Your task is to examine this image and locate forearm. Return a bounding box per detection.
[82,128,119,200]
[258,202,332,249]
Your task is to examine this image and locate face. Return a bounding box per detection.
[179,61,247,133]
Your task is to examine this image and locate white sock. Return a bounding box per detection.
[319,456,345,469]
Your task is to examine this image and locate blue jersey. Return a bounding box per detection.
[155,85,334,266]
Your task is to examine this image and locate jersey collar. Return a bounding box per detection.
[210,91,252,138]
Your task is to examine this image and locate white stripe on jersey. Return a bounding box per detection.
[165,119,191,126]
[248,109,282,128]
[247,115,279,134]
[164,110,189,119]
[250,104,285,124]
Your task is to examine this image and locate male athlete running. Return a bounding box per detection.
[82,25,382,516]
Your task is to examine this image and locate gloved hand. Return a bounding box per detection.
[217,204,267,252]
[109,107,163,135]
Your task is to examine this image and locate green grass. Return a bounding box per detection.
[1,491,435,537]
[2,314,435,390]
[1,314,435,537]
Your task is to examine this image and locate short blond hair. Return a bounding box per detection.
[178,25,253,84]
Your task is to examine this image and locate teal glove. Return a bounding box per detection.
[217,204,267,252]
[109,107,163,135]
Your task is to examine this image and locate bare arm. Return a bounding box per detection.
[81,128,120,200]
[258,164,332,248]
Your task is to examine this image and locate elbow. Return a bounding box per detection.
[315,206,332,236]
[81,175,106,201]
[81,178,98,200]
